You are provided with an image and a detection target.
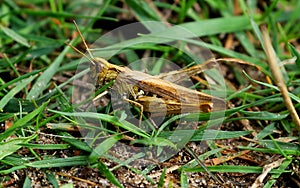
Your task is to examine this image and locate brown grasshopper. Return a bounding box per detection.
[70,21,226,125]
[69,22,229,184]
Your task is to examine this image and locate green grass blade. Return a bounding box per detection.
[0,165,27,175]
[22,176,31,188]
[288,43,300,68]
[89,134,122,163]
[97,161,123,188]
[26,44,72,100]
[0,101,48,141]
[14,8,117,21]
[238,146,300,155]
[45,172,59,188]
[250,18,265,52]
[180,16,251,36]
[184,165,291,174]
[158,168,167,188]
[0,135,36,160]
[244,71,300,103]
[0,69,42,91]
[48,110,150,138]
[59,132,93,152]
[125,0,160,23]
[182,148,225,168]
[180,170,189,188]
[235,31,258,57]
[258,140,299,150]
[264,158,292,188]
[158,130,252,142]
[238,111,289,121]
[18,143,70,150]
[0,75,37,111]
[26,156,89,168]
[0,25,30,47]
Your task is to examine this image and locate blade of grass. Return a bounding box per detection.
[125,0,160,23]
[0,155,33,166]
[93,31,268,75]
[0,25,30,47]
[13,9,117,21]
[157,168,167,188]
[181,16,251,36]
[282,0,300,35]
[180,170,189,188]
[59,132,93,152]
[288,43,300,68]
[184,165,291,174]
[45,172,59,188]
[190,130,252,141]
[243,71,300,103]
[97,160,123,188]
[130,137,177,149]
[26,156,88,168]
[264,158,292,188]
[0,101,48,141]
[92,16,264,67]
[178,0,197,23]
[26,43,73,100]
[22,176,31,188]
[258,139,299,151]
[107,152,145,171]
[158,130,252,142]
[235,31,258,57]
[0,135,36,160]
[0,69,42,91]
[262,26,300,131]
[0,165,27,175]
[260,0,279,21]
[18,143,70,150]
[256,123,277,139]
[185,145,222,184]
[238,146,300,155]
[0,75,37,111]
[238,111,289,121]
[182,148,225,168]
[48,110,150,138]
[89,134,122,163]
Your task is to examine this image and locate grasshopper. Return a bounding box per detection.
[69,22,229,184]
[70,21,226,125]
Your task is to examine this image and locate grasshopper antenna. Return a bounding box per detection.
[66,20,96,66]
[65,41,95,66]
[73,20,94,58]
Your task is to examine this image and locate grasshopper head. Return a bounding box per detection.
[90,57,116,88]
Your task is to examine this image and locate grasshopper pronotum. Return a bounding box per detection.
[70,21,226,126]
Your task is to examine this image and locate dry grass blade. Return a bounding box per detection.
[251,158,285,188]
[261,26,300,132]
